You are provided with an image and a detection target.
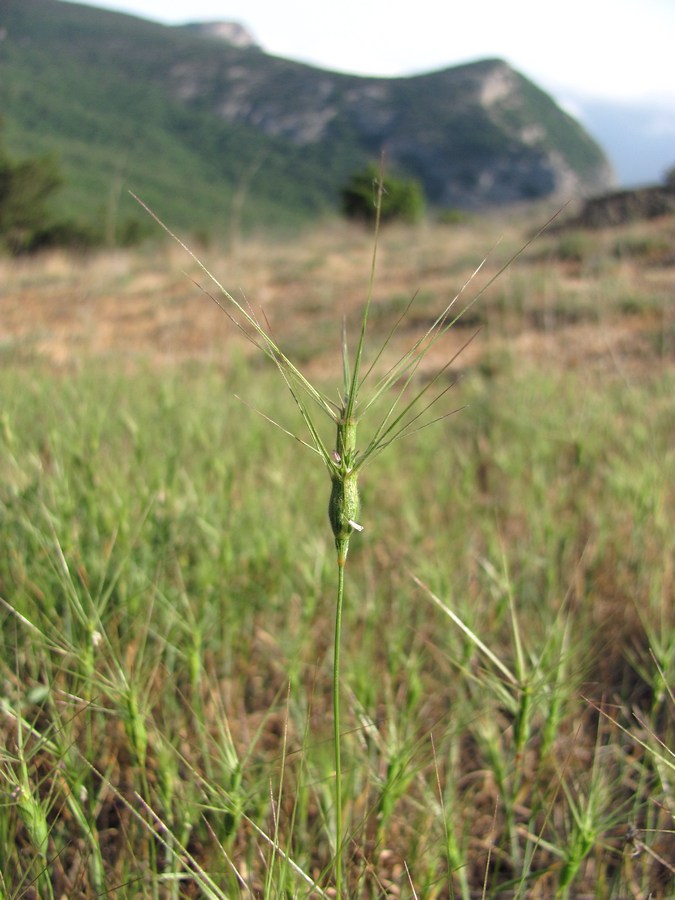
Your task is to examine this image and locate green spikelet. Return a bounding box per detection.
[328,413,361,566]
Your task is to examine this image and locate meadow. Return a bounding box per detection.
[0,207,673,897]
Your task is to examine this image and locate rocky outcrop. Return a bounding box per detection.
[178,21,259,49]
[557,184,675,229]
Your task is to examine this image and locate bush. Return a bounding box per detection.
[0,146,64,254]
[0,126,150,253]
[341,164,425,223]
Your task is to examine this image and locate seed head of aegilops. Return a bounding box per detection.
[328,409,362,566]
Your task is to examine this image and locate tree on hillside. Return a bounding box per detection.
[341,164,425,224]
[0,137,64,254]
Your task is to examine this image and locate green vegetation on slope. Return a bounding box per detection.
[0,0,358,240]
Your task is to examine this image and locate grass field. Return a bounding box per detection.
[0,208,673,897]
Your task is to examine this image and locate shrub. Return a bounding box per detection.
[0,142,63,254]
[0,127,151,253]
[341,164,425,223]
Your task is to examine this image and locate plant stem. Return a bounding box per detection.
[333,555,346,897]
[328,411,359,897]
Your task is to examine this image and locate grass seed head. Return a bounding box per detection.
[15,783,49,858]
[328,412,361,565]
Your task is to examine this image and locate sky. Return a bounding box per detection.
[65,0,675,107]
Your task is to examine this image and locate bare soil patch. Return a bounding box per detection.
[1,215,672,380]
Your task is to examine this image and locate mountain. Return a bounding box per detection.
[0,0,613,241]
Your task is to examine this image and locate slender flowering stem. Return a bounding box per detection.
[333,556,345,897]
[327,407,360,895]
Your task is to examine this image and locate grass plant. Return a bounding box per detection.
[132,178,497,895]
[0,208,673,895]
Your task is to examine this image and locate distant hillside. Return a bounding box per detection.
[0,0,613,241]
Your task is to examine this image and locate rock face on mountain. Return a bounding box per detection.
[167,54,614,209]
[178,21,259,49]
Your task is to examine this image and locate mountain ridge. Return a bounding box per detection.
[0,0,614,239]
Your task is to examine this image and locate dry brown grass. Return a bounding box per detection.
[2,211,672,379]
